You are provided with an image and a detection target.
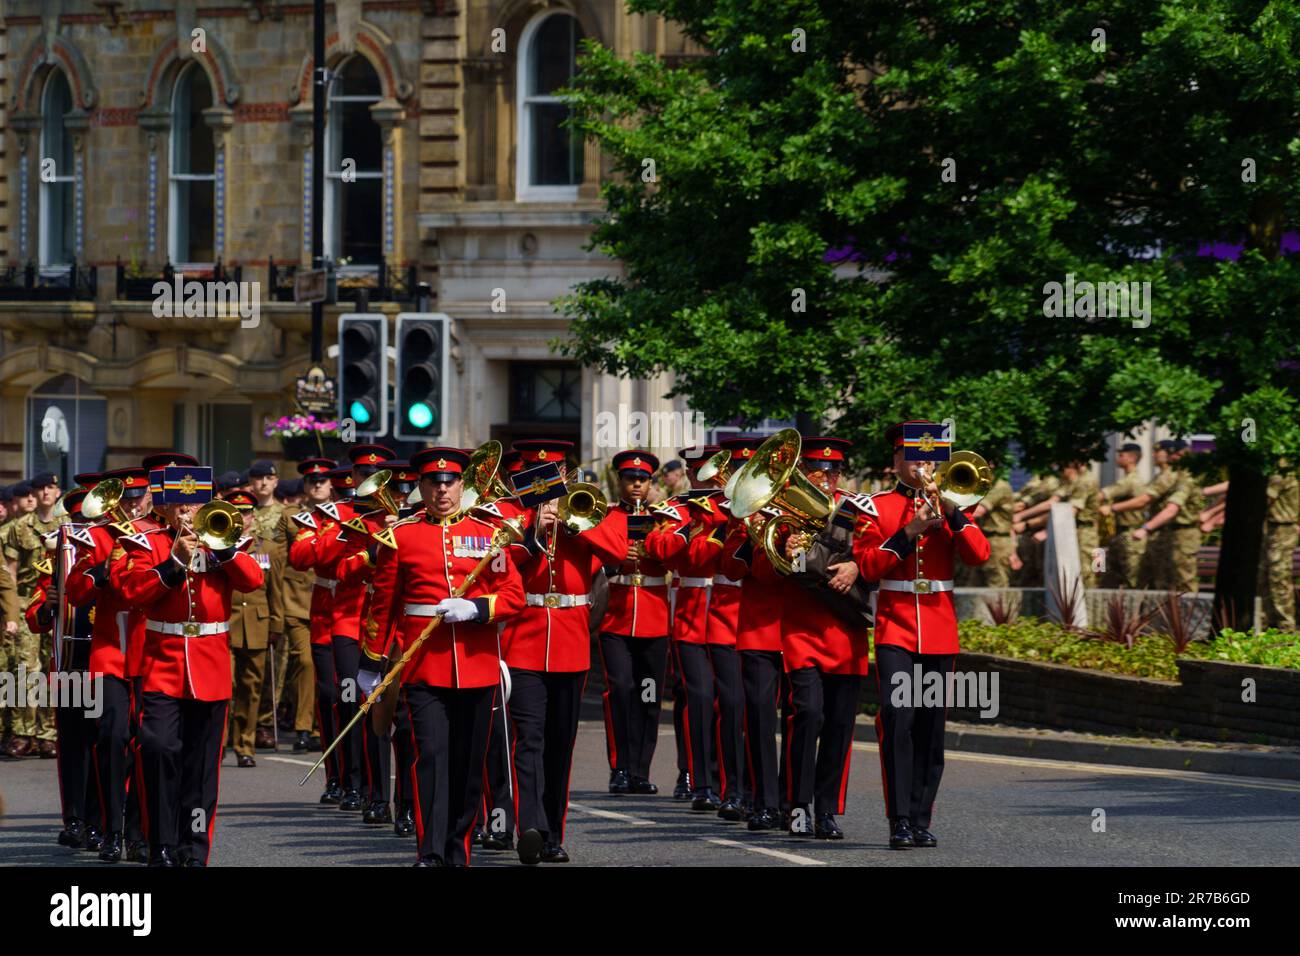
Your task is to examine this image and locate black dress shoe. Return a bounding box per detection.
[99,831,123,863]
[787,805,813,837]
[540,842,570,863]
[308,735,322,752]
[673,770,692,800]
[126,840,150,864]
[482,831,515,851]
[57,819,86,848]
[517,828,544,865]
[815,813,844,840]
[148,846,180,867]
[182,857,206,867]
[371,803,393,826]
[320,781,342,805]
[630,775,658,795]
[690,789,721,812]
[84,825,105,852]
[747,808,781,831]
[717,797,744,822]
[413,854,444,867]
[293,732,310,753]
[608,769,631,794]
[890,817,915,850]
[237,754,256,768]
[912,825,937,848]
[339,789,364,812]
[394,805,415,837]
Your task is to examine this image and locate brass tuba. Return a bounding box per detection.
[934,451,993,510]
[729,429,834,576]
[556,482,608,534]
[460,440,512,512]
[193,500,243,550]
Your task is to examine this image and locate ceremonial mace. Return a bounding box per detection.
[299,517,524,786]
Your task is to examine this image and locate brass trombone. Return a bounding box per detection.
[193,500,243,550]
[934,451,993,510]
[556,482,608,534]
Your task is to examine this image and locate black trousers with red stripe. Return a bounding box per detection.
[403,682,495,865]
[708,644,744,802]
[740,649,782,811]
[784,668,861,819]
[508,669,584,843]
[598,633,668,780]
[873,645,954,829]
[331,636,364,793]
[671,652,689,774]
[137,692,227,864]
[54,687,101,827]
[393,688,414,810]
[310,643,341,786]
[96,675,145,839]
[360,688,391,805]
[480,685,514,837]
[674,641,716,793]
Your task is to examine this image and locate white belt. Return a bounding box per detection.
[609,574,667,587]
[675,576,712,588]
[526,592,590,609]
[879,579,954,594]
[146,620,230,637]
[404,603,443,617]
[713,575,742,587]
[314,576,337,591]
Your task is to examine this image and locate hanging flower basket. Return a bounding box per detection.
[265,414,346,463]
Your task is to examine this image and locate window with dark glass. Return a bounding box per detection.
[40,70,76,267]
[511,363,582,422]
[521,14,584,191]
[170,63,216,264]
[326,56,383,266]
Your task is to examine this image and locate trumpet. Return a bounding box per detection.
[193,500,243,551]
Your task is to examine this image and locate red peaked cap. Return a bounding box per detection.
[412,447,470,478]
[101,466,151,496]
[512,439,575,465]
[63,490,88,517]
[679,445,720,469]
[501,451,525,474]
[141,451,200,471]
[719,435,766,461]
[326,466,355,490]
[612,450,658,475]
[801,437,853,463]
[298,457,336,477]
[349,444,396,467]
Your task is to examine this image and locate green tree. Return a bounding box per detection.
[559,0,1300,626]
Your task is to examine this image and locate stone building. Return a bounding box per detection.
[0,0,704,483]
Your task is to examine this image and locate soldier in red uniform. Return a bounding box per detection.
[502,439,625,864]
[66,466,157,863]
[596,450,669,795]
[358,447,525,867]
[772,437,869,840]
[118,465,265,866]
[286,457,343,805]
[853,421,990,849]
[381,459,420,835]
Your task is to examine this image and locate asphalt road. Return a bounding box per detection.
[3,718,1299,867]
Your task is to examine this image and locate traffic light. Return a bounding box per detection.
[337,313,388,437]
[394,313,449,441]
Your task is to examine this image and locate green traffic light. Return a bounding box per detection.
[350,400,372,425]
[407,402,434,429]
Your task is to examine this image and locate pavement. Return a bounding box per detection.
[3,713,1299,867]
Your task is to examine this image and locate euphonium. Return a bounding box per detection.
[82,478,132,525]
[193,500,243,550]
[696,449,732,488]
[460,440,512,512]
[729,429,834,576]
[557,482,608,534]
[355,468,401,517]
[934,451,993,510]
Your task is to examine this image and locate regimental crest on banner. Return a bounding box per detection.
[902,423,953,462]
[509,462,566,508]
[161,465,214,504]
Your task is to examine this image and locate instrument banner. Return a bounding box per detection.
[902,423,952,462]
[510,462,566,507]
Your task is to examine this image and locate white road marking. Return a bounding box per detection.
[703,837,826,866]
[262,755,316,767]
[567,802,659,826]
[851,741,1300,792]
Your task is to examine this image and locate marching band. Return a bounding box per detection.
[14,419,991,866]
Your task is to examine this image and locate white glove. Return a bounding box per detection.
[357,668,382,699]
[434,597,479,624]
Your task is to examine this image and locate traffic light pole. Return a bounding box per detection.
[310,0,325,363]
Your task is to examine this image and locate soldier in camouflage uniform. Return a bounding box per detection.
[1135,440,1204,592]
[2,473,67,758]
[1258,466,1299,631]
[1054,461,1102,587]
[1098,442,1153,588]
[962,470,1015,587]
[1010,471,1060,586]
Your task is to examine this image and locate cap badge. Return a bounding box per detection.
[538,449,548,460]
[367,453,378,463]
[823,447,833,458]
[633,456,642,466]
[437,458,447,469]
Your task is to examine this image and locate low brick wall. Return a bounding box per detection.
[860,653,1300,746]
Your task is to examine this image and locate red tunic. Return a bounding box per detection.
[287,507,341,647]
[645,505,713,645]
[719,524,788,653]
[853,483,990,655]
[67,523,147,679]
[118,528,265,700]
[693,509,740,646]
[500,511,624,672]
[591,502,667,638]
[363,510,525,689]
[311,501,370,640]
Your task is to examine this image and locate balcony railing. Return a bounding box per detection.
[0,261,98,301]
[115,259,242,302]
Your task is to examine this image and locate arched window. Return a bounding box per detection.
[26,374,107,483]
[39,70,76,267]
[516,13,585,201]
[169,62,216,265]
[325,55,383,267]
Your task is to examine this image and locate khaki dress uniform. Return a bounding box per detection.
[966,478,1014,587]
[1258,474,1298,631]
[269,507,317,734]
[1057,472,1102,587]
[1166,469,1206,593]
[229,516,282,757]
[1011,474,1060,586]
[2,510,67,743]
[1136,467,1178,590]
[1100,470,1152,588]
